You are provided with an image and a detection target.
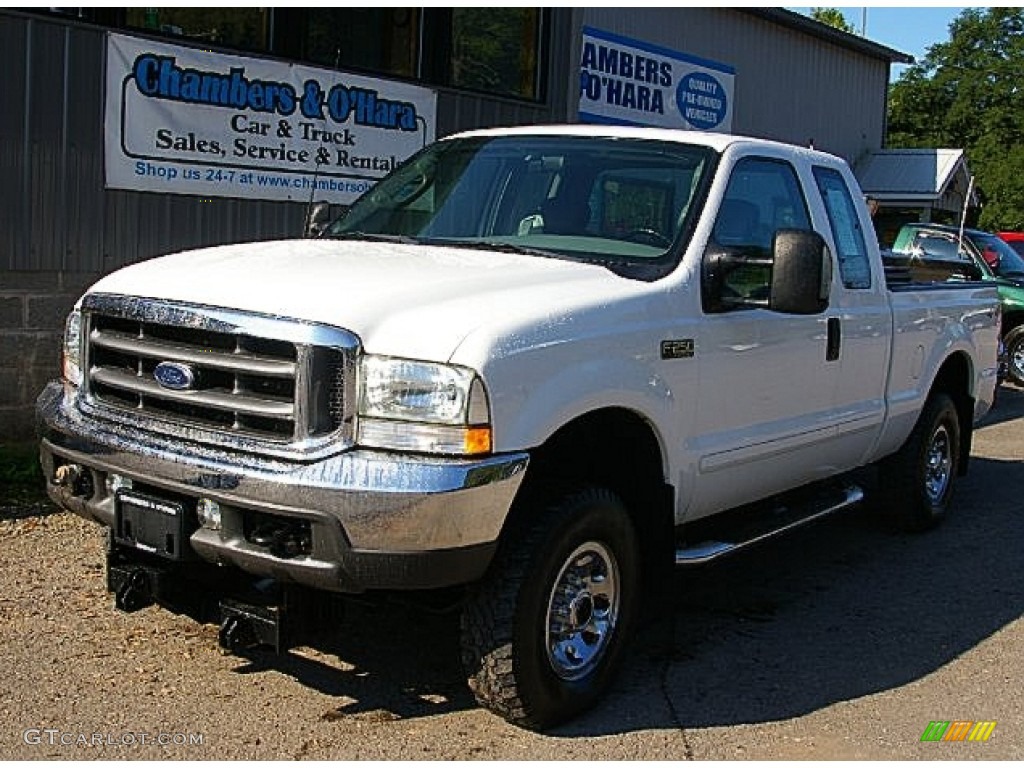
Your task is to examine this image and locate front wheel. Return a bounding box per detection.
[877,393,961,532]
[460,486,639,730]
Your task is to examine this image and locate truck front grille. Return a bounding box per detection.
[80,294,359,459]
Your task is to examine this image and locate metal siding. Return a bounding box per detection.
[65,22,108,273]
[0,15,29,273]
[2,9,570,276]
[580,8,888,164]
[436,91,556,139]
[27,19,69,270]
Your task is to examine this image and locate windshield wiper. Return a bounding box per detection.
[429,238,640,272]
[428,239,562,260]
[325,231,422,245]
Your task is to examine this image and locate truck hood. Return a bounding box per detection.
[88,238,634,361]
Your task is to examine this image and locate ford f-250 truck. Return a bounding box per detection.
[37,126,1000,729]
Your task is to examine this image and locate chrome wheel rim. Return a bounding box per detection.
[1012,341,1024,380]
[545,541,620,681]
[924,424,953,504]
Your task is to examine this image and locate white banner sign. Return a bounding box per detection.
[104,33,437,204]
[579,27,734,132]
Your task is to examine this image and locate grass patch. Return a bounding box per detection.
[0,442,48,505]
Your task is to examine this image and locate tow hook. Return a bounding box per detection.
[54,463,83,488]
[217,585,342,655]
[113,568,154,613]
[218,597,285,654]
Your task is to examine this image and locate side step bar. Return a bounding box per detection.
[675,483,864,566]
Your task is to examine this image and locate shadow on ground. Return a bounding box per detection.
[175,386,1024,735]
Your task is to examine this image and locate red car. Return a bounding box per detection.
[998,231,1024,258]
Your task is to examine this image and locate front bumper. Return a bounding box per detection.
[37,381,528,593]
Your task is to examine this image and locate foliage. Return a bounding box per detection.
[887,8,1024,230]
[0,443,47,505]
[811,8,856,34]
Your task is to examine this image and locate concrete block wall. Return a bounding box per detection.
[1,271,102,441]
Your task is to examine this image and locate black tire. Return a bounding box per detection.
[877,393,961,532]
[460,486,639,730]
[1005,326,1024,387]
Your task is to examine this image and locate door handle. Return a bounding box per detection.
[826,317,841,361]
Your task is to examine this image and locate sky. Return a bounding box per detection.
[790,6,969,79]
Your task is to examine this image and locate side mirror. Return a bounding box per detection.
[701,228,831,315]
[770,229,831,315]
[305,202,333,238]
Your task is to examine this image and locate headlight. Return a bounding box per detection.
[62,309,83,387]
[358,356,492,455]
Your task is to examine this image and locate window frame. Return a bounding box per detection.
[703,156,813,311]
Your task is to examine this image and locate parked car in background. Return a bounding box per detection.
[892,223,1024,384]
[998,231,1024,258]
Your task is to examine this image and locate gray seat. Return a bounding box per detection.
[541,196,591,235]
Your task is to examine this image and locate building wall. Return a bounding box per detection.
[0,10,570,439]
[1,8,892,440]
[578,8,890,165]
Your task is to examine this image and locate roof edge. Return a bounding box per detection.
[742,8,915,65]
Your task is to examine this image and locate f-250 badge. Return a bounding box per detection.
[660,339,695,360]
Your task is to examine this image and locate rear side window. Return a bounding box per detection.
[813,167,871,289]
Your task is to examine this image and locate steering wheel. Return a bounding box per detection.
[623,228,672,248]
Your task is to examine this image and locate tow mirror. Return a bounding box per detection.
[770,229,831,315]
[702,229,832,315]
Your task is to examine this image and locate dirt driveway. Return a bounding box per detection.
[3,391,1024,760]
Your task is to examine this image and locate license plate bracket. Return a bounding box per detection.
[115,490,189,561]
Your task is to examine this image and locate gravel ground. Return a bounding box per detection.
[3,389,1024,760]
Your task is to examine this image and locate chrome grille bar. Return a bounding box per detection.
[91,329,298,378]
[79,293,360,460]
[90,368,295,419]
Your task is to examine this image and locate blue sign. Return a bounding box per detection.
[676,72,728,131]
[579,27,734,132]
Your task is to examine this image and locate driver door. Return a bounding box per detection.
[686,156,842,518]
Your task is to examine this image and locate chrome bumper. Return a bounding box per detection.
[36,382,528,592]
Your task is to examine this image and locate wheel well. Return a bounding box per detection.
[1001,311,1024,337]
[511,408,674,573]
[930,352,974,475]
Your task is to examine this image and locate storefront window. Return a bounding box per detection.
[450,8,540,99]
[306,8,419,78]
[125,8,269,51]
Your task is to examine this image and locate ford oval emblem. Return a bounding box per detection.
[153,361,197,391]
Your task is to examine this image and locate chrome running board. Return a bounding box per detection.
[675,484,864,566]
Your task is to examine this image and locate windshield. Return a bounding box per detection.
[325,135,714,274]
[967,232,1024,280]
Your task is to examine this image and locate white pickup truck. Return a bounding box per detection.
[38,126,999,729]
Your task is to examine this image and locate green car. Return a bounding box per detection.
[892,222,1024,384]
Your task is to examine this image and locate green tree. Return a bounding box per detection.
[811,8,856,34]
[888,8,1024,230]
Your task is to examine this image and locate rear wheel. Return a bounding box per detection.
[877,393,960,532]
[1004,326,1024,386]
[460,486,639,730]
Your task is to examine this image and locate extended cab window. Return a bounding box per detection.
[710,157,810,301]
[813,167,871,289]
